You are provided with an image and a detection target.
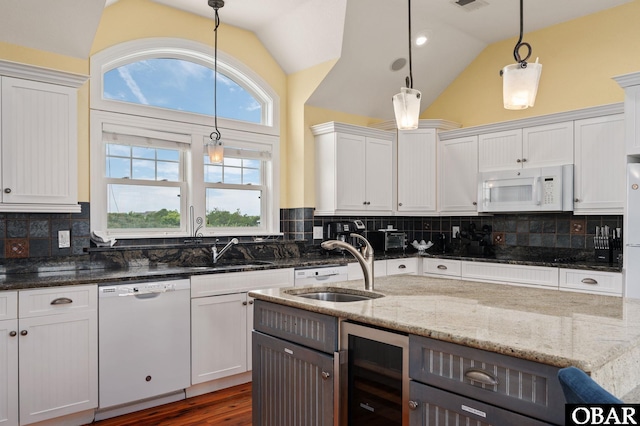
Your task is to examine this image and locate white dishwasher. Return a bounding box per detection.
[294,264,348,286]
[98,278,191,412]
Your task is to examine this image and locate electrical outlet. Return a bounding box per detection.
[58,230,70,248]
[313,226,323,240]
[452,226,460,238]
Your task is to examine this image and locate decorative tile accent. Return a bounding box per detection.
[6,239,29,258]
[571,219,586,234]
[493,232,505,245]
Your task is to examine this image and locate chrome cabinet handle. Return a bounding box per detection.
[9,331,17,337]
[51,297,73,305]
[437,265,448,270]
[408,400,418,410]
[3,188,10,194]
[581,278,598,285]
[465,369,499,386]
[321,371,330,380]
[20,330,28,336]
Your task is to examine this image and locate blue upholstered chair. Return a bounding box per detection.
[558,366,623,404]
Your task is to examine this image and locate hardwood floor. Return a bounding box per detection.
[88,383,252,426]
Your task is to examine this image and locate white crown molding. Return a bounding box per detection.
[0,59,88,88]
[371,119,461,132]
[439,103,624,141]
[613,71,640,88]
[310,121,395,139]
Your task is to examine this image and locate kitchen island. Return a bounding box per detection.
[250,275,640,399]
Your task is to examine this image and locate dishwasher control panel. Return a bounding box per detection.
[99,279,191,297]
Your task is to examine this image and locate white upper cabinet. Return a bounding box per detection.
[438,135,478,214]
[614,72,640,155]
[573,114,625,214]
[312,122,394,215]
[0,61,87,213]
[478,122,573,172]
[397,129,436,213]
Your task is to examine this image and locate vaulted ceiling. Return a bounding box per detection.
[0,0,633,119]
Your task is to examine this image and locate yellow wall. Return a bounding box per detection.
[423,0,640,127]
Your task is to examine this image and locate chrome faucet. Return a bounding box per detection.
[321,233,375,291]
[212,238,239,264]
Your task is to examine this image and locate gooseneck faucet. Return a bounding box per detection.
[212,238,239,264]
[321,233,375,291]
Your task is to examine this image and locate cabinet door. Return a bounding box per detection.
[397,129,436,212]
[191,292,248,384]
[0,319,18,426]
[574,114,625,214]
[522,121,573,168]
[1,77,78,208]
[365,136,393,212]
[252,331,334,426]
[478,129,522,172]
[438,136,478,213]
[336,133,367,211]
[18,310,97,425]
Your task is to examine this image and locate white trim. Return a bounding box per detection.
[310,121,395,139]
[90,38,280,136]
[439,103,624,140]
[0,59,88,88]
[613,71,640,89]
[371,119,461,132]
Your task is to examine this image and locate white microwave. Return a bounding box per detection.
[477,164,574,213]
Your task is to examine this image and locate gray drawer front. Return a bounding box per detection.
[409,335,564,425]
[409,381,554,426]
[253,300,338,353]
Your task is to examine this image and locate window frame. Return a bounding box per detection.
[90,38,280,239]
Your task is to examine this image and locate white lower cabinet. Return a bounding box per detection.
[423,258,461,278]
[386,258,418,276]
[461,262,559,289]
[0,292,18,426]
[347,260,387,280]
[559,269,622,295]
[190,268,293,385]
[12,285,98,426]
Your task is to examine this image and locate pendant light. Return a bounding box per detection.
[500,0,542,110]
[205,0,225,163]
[392,0,421,130]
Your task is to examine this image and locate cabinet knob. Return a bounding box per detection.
[242,301,248,306]
[522,158,527,163]
[9,331,17,337]
[408,400,419,410]
[398,203,403,207]
[367,201,371,205]
[20,330,27,336]
[363,201,367,205]
[574,198,580,203]
[516,159,521,163]
[321,371,330,380]
[3,188,10,194]
[248,300,254,305]
[472,202,477,206]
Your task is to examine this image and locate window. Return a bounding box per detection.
[91,39,280,239]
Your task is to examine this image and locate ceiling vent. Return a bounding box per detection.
[451,0,489,12]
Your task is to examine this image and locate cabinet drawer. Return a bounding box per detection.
[191,268,294,298]
[409,335,564,425]
[409,381,553,426]
[559,269,622,295]
[19,285,97,318]
[461,261,558,288]
[423,258,461,277]
[0,291,17,320]
[253,300,338,353]
[348,260,386,280]
[386,258,417,276]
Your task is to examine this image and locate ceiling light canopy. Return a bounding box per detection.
[205,0,225,164]
[500,0,542,110]
[392,0,421,130]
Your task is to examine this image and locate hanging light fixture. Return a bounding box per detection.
[392,0,421,130]
[500,0,542,110]
[205,0,225,163]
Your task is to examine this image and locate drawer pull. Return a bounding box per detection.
[437,265,448,270]
[465,369,499,386]
[581,278,598,285]
[408,400,418,410]
[51,297,73,305]
[398,264,406,269]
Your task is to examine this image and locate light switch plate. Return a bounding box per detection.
[313,226,323,239]
[58,230,71,248]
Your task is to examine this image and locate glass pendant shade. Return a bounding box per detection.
[393,87,421,130]
[207,141,224,164]
[502,61,542,110]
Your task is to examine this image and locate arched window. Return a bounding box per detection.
[90,38,280,239]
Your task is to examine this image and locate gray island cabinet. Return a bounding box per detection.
[250,275,640,426]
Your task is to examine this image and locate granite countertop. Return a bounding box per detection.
[249,275,640,398]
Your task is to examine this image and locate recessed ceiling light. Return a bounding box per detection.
[416,35,428,46]
[414,30,431,47]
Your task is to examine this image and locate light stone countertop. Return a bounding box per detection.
[249,275,640,398]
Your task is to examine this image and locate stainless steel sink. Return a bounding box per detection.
[286,287,384,302]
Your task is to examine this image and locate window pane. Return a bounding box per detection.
[103,58,262,124]
[106,158,131,179]
[204,164,223,183]
[224,157,242,167]
[204,154,262,185]
[206,188,261,228]
[157,149,179,161]
[132,159,156,180]
[132,146,155,159]
[107,184,181,229]
[243,168,260,185]
[157,161,179,181]
[224,167,243,184]
[107,143,181,182]
[107,144,130,157]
